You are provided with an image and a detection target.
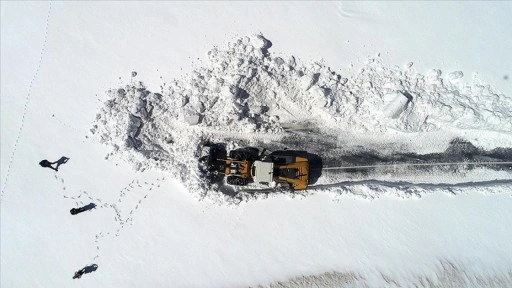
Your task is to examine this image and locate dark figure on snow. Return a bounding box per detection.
[39,160,58,171]
[73,268,86,279]
[70,203,97,215]
[39,156,69,171]
[73,264,98,279]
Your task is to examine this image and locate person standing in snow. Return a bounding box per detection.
[73,268,86,279]
[39,159,58,171]
[73,264,98,279]
[70,203,97,215]
[39,156,69,171]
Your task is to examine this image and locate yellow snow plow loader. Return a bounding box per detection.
[199,144,310,190]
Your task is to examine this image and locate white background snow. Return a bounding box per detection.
[1,1,512,287]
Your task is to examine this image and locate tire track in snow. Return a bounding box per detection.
[1,2,53,199]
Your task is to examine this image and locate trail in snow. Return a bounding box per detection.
[53,172,166,261]
[323,161,512,170]
[1,2,52,199]
[90,34,512,203]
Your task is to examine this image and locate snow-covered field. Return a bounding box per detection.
[1,1,511,287]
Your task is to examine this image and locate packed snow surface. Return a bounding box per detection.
[92,34,512,202]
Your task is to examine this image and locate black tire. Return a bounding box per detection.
[226,176,249,186]
[198,156,209,174]
[229,150,245,161]
[229,148,259,161]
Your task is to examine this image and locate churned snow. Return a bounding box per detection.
[91,34,512,202]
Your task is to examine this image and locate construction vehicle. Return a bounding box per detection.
[198,144,310,190]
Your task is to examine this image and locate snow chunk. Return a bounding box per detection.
[252,34,272,50]
[184,113,201,125]
[448,71,464,81]
[383,91,412,119]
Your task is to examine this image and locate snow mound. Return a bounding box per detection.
[91,34,512,202]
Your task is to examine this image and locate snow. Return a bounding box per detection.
[89,34,512,202]
[2,1,512,287]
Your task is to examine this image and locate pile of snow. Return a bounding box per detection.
[91,34,512,201]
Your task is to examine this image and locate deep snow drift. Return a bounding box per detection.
[91,34,512,202]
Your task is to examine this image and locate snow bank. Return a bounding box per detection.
[260,260,512,288]
[91,34,512,202]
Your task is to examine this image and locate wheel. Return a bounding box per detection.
[229,148,259,161]
[229,150,245,161]
[198,156,209,173]
[226,176,249,186]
